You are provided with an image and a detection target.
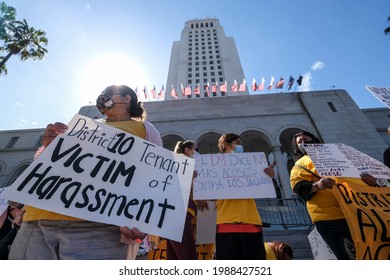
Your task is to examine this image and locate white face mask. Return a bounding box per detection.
[297,142,306,155]
[233,145,244,153]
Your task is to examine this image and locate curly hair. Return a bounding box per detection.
[291,130,321,158]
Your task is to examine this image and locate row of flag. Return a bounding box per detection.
[135,75,304,100]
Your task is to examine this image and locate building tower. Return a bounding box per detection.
[165,18,248,100]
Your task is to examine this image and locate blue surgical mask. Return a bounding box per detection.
[233,145,244,153]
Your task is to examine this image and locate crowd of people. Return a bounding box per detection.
[0,84,388,260]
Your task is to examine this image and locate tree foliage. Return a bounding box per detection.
[0,1,48,76]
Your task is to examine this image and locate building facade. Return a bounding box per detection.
[165,18,248,100]
[1,90,388,200]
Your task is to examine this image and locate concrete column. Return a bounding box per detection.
[272,145,294,198]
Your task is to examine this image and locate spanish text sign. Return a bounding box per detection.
[303,143,390,179]
[193,153,276,199]
[5,114,194,242]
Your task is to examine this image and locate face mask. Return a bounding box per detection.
[297,142,307,155]
[233,145,244,153]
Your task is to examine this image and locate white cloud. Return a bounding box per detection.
[300,72,312,91]
[311,61,325,71]
[16,102,24,107]
[85,3,91,11]
[20,118,27,123]
[31,121,38,126]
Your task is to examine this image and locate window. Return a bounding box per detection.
[217,65,221,69]
[203,72,207,76]
[327,102,337,112]
[5,137,19,149]
[210,66,214,70]
[218,71,223,75]
[188,73,192,78]
[188,79,192,84]
[219,77,224,82]
[195,62,199,65]
[196,73,199,77]
[203,78,208,83]
[211,78,215,82]
[203,66,207,70]
[188,68,192,72]
[209,55,213,59]
[195,67,199,71]
[196,79,200,83]
[202,56,206,59]
[211,72,215,76]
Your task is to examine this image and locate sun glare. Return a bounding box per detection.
[79,54,149,105]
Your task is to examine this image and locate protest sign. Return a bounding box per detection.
[365,86,390,109]
[193,152,276,200]
[308,227,336,260]
[303,143,390,179]
[0,188,8,215]
[4,114,194,242]
[195,201,216,245]
[333,182,390,259]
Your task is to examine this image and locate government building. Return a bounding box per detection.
[0,18,388,259]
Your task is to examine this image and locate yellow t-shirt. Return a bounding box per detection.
[290,155,369,223]
[264,242,277,260]
[216,198,262,225]
[24,120,146,221]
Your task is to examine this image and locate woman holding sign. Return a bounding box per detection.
[9,85,162,260]
[215,133,275,260]
[290,131,378,260]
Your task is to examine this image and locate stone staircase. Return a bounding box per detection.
[263,227,314,260]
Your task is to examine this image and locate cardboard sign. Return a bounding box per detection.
[303,143,390,179]
[5,114,194,242]
[333,182,390,260]
[0,188,8,215]
[193,153,276,199]
[366,86,390,109]
[308,227,336,260]
[195,201,216,245]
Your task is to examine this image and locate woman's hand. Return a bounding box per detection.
[360,173,377,187]
[196,200,209,211]
[313,178,336,190]
[264,162,275,178]
[43,122,68,147]
[120,226,147,240]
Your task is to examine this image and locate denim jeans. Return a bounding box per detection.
[315,219,356,260]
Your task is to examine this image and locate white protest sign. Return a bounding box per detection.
[308,227,336,260]
[0,188,9,214]
[195,201,216,245]
[5,114,194,242]
[303,143,390,179]
[193,152,276,199]
[365,86,390,109]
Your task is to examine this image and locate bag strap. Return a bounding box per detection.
[294,164,321,180]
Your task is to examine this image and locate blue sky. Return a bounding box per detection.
[1,0,389,130]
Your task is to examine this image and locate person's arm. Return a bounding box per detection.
[293,178,336,201]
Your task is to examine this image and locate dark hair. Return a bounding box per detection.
[271,241,293,260]
[291,130,321,158]
[100,85,147,121]
[218,133,240,153]
[174,140,195,154]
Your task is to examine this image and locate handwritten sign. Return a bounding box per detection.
[193,152,276,200]
[303,143,390,179]
[334,182,390,259]
[308,227,336,260]
[0,188,8,215]
[366,86,390,109]
[4,114,194,242]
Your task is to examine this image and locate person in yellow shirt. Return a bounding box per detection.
[264,241,293,260]
[290,131,377,260]
[215,133,275,260]
[9,85,162,259]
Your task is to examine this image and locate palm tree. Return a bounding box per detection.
[0,2,16,38]
[0,2,16,75]
[385,16,390,35]
[0,19,48,69]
